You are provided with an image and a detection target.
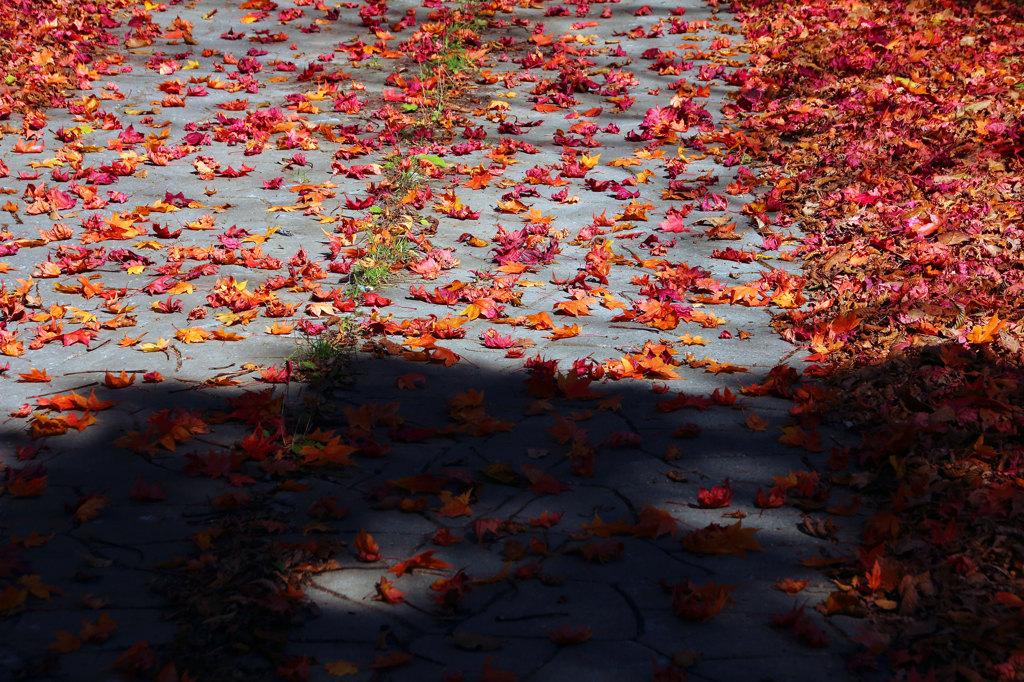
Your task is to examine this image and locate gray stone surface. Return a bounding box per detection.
[0,0,876,679]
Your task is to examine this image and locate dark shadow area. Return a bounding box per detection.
[0,337,868,682]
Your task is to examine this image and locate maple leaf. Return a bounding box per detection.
[581,513,635,538]
[7,476,47,497]
[681,521,764,557]
[72,391,115,411]
[755,487,786,509]
[463,171,493,189]
[774,578,809,594]
[80,613,118,643]
[425,528,462,549]
[497,198,529,213]
[19,574,63,600]
[388,550,451,577]
[665,578,738,622]
[266,321,295,335]
[435,490,473,518]
[695,478,733,509]
[137,338,171,352]
[396,373,426,389]
[29,414,70,439]
[529,510,565,529]
[105,370,136,388]
[557,369,605,400]
[61,328,97,347]
[521,464,569,496]
[473,518,504,543]
[324,660,359,677]
[130,476,167,501]
[354,529,381,562]
[63,412,99,432]
[744,412,769,431]
[369,653,410,670]
[0,582,28,613]
[70,494,109,525]
[275,657,310,682]
[778,426,824,452]
[47,631,82,653]
[301,437,356,466]
[966,312,1007,344]
[392,472,449,494]
[576,539,625,563]
[545,414,586,444]
[554,299,591,317]
[704,360,748,375]
[175,327,211,344]
[12,530,54,547]
[547,623,594,645]
[17,368,52,382]
[632,505,678,539]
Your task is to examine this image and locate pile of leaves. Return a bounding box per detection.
[0,0,132,115]
[730,0,1024,678]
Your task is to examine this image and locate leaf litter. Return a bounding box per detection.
[0,0,997,679]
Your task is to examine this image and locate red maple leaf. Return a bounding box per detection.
[694,478,733,509]
[521,464,569,496]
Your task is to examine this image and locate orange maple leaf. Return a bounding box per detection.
[266,321,295,335]
[524,311,555,330]
[29,414,70,439]
[105,371,136,388]
[72,495,109,525]
[545,324,582,340]
[547,623,594,645]
[175,327,211,343]
[16,368,52,382]
[47,631,81,653]
[374,577,405,604]
[301,436,356,466]
[744,412,769,431]
[774,578,810,594]
[396,373,426,390]
[966,312,1007,344]
[667,579,738,622]
[388,550,451,577]
[681,521,764,557]
[462,172,493,190]
[435,490,473,518]
[554,299,591,317]
[354,530,381,562]
[7,476,47,497]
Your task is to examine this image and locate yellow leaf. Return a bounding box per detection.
[678,333,708,346]
[241,225,280,245]
[137,338,170,352]
[175,327,211,343]
[166,281,195,295]
[966,312,1007,345]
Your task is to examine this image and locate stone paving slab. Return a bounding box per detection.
[0,0,875,680]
